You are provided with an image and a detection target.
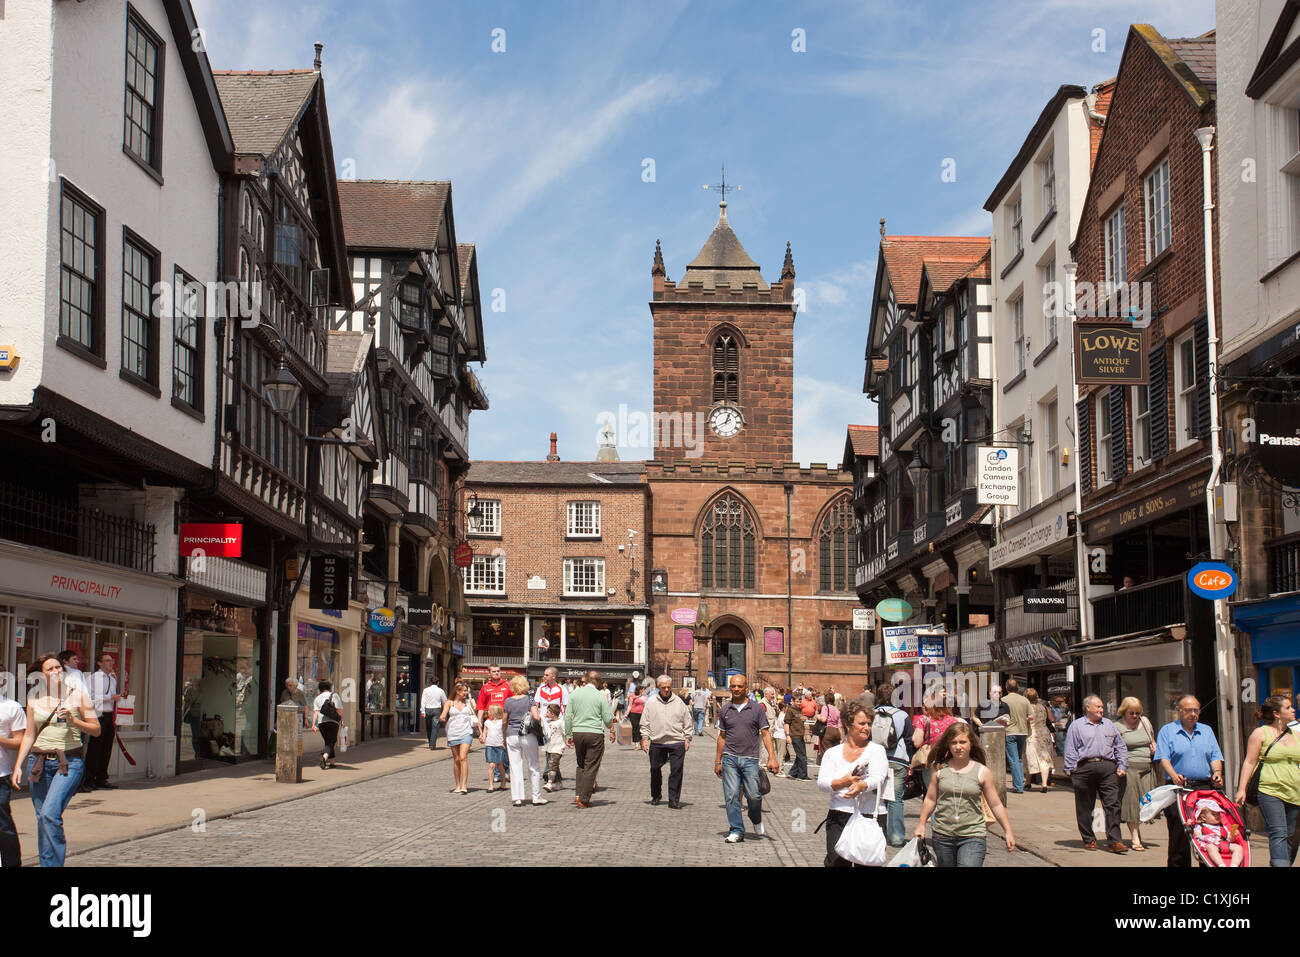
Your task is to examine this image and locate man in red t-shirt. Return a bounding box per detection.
[476,664,513,720]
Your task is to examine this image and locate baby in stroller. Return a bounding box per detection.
[1191,798,1244,868]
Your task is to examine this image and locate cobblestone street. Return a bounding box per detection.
[68,733,1043,867]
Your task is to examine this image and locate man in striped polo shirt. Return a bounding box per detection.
[535,667,569,713]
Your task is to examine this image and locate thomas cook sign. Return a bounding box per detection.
[1074,322,1148,385]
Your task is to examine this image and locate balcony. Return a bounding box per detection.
[1267,532,1300,594]
[461,642,635,669]
[0,480,156,573]
[1090,574,1190,640]
[959,624,995,665]
[1002,581,1079,640]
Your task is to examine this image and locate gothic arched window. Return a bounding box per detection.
[818,495,854,592]
[712,333,739,403]
[701,495,755,590]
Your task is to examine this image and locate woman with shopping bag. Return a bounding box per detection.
[816,702,890,866]
[915,722,1015,867]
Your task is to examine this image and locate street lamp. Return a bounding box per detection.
[906,450,931,488]
[264,357,301,415]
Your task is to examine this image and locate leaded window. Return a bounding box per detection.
[563,558,605,596]
[820,623,860,656]
[173,267,202,409]
[818,496,854,592]
[700,495,755,591]
[59,185,101,353]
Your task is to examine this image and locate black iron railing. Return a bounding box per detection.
[0,480,156,572]
[1090,574,1189,639]
[1267,532,1300,594]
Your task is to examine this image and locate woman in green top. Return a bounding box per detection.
[915,722,1015,867]
[12,653,100,867]
[1116,697,1159,851]
[1235,695,1300,867]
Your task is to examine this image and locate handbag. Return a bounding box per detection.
[521,709,545,743]
[1244,730,1283,806]
[758,768,771,795]
[903,766,927,800]
[834,778,887,866]
[812,708,827,736]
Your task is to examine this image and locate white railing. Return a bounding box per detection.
[186,557,267,603]
[407,479,436,519]
[1002,580,1079,640]
[959,625,995,665]
[440,401,468,451]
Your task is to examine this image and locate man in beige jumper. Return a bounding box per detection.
[640,674,693,808]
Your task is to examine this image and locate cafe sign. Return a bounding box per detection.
[1074,322,1148,385]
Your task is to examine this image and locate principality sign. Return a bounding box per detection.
[179,523,243,558]
[1074,322,1149,385]
[977,447,1019,506]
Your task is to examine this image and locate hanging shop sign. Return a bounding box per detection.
[1251,401,1300,487]
[763,626,785,654]
[883,625,920,664]
[1074,322,1148,385]
[1186,562,1238,601]
[977,447,1020,506]
[406,594,433,626]
[918,632,946,665]
[673,626,694,651]
[368,607,398,634]
[453,543,474,569]
[876,598,912,623]
[1024,590,1069,614]
[991,632,1069,671]
[670,607,697,626]
[308,555,350,611]
[852,607,876,631]
[990,505,1071,569]
[179,523,243,558]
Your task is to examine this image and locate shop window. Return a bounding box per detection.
[63,617,148,727]
[296,623,339,705]
[1157,668,1187,727]
[181,598,260,759]
[363,636,388,712]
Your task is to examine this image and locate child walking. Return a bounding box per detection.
[481,704,507,792]
[542,703,565,791]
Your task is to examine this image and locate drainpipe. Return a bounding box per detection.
[784,483,794,690]
[1062,262,1092,645]
[1195,125,1241,787]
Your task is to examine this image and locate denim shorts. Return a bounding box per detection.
[446,736,473,748]
[484,745,507,764]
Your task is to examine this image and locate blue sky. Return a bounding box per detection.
[192,0,1215,465]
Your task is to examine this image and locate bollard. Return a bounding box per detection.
[276,703,301,783]
[981,724,1007,808]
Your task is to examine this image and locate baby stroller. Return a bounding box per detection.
[1176,788,1251,868]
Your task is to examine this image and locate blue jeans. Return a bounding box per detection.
[29,754,84,867]
[424,709,441,748]
[721,754,762,836]
[885,762,908,846]
[0,777,20,866]
[693,709,706,735]
[931,832,987,867]
[1257,792,1300,867]
[1005,735,1027,792]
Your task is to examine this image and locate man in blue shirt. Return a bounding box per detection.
[1153,694,1224,867]
[1063,694,1129,853]
[715,674,779,843]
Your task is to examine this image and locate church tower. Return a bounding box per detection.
[650,199,796,466]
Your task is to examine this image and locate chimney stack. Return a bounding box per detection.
[546,432,560,462]
[313,43,323,72]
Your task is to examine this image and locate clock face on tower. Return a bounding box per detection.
[708,405,743,438]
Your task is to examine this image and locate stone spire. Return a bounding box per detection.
[652,239,665,278]
[781,241,795,281]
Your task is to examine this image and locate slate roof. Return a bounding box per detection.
[1165,35,1217,96]
[337,180,451,251]
[680,203,769,290]
[881,237,990,306]
[212,70,318,156]
[466,461,646,487]
[847,425,879,458]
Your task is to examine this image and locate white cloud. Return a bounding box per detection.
[794,375,876,468]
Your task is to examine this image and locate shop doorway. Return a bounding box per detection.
[589,628,611,664]
[396,652,419,734]
[713,623,747,687]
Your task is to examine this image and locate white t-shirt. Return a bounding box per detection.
[313,691,343,725]
[816,740,891,814]
[483,718,504,747]
[0,699,28,776]
[773,711,787,740]
[420,684,447,711]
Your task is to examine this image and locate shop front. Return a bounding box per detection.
[989,631,1075,708]
[0,539,178,780]
[1232,595,1300,705]
[395,623,423,735]
[1073,632,1191,726]
[288,588,362,756]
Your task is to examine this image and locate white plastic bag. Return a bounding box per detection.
[834,784,887,866]
[338,726,349,753]
[1139,783,1179,822]
[886,837,935,867]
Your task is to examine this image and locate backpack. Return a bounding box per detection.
[872,706,900,750]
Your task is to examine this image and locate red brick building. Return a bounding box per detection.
[460,457,650,690]
[1069,25,1220,724]
[646,201,859,692]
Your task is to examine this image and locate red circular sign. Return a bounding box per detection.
[454,543,474,569]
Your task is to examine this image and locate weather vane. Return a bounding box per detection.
[703,164,741,203]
